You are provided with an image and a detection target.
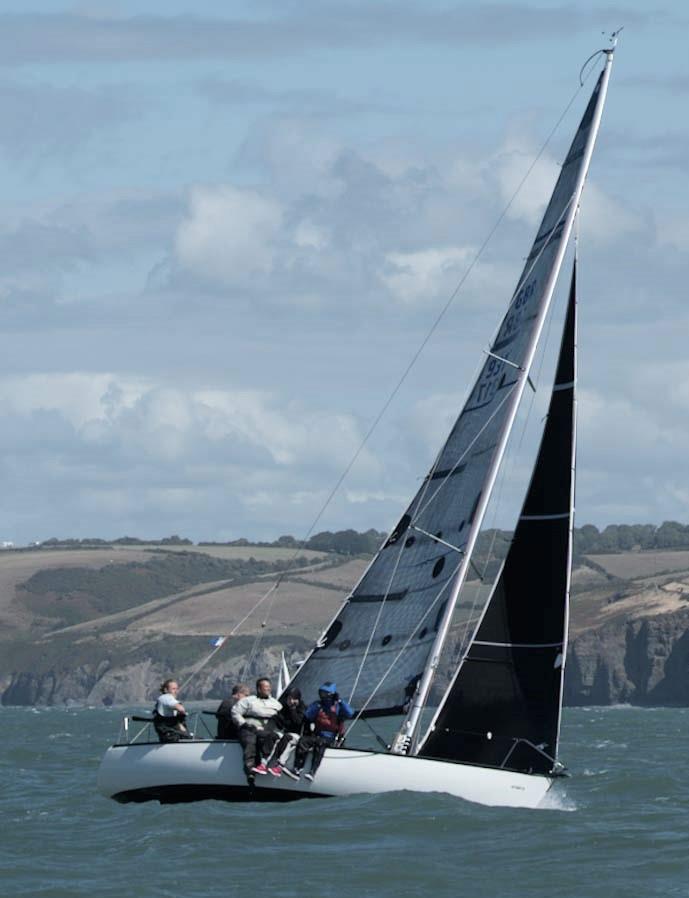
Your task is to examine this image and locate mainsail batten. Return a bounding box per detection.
[287,54,613,725]
[417,260,578,774]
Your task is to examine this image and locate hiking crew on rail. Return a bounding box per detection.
[154,675,354,784]
[230,676,282,784]
[293,682,354,781]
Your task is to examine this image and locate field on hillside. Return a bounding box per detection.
[128,577,347,639]
[143,544,329,562]
[288,558,368,589]
[585,550,689,580]
[0,544,334,633]
[0,548,158,625]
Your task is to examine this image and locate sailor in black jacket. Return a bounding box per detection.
[215,683,250,739]
[267,686,306,777]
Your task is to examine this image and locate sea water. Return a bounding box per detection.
[2,706,688,897]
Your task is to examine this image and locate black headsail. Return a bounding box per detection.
[418,261,578,775]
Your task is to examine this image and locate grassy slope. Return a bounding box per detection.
[3,543,689,698]
[0,545,357,685]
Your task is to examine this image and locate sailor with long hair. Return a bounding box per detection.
[153,679,192,743]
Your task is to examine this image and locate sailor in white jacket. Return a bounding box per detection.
[231,677,282,781]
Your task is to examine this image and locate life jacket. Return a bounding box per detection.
[314,702,345,737]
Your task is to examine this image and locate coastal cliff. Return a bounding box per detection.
[2,543,689,707]
[566,607,689,705]
[0,647,305,708]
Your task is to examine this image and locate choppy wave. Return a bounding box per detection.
[2,707,687,898]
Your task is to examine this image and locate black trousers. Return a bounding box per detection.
[153,714,191,744]
[238,726,280,774]
[295,734,332,775]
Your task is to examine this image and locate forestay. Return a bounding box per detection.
[287,69,608,717]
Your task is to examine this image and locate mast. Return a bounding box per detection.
[396,48,615,755]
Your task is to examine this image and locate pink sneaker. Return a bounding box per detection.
[267,765,282,777]
[251,763,268,775]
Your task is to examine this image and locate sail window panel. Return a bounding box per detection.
[321,620,343,647]
[384,514,412,548]
[429,464,466,481]
[349,589,409,603]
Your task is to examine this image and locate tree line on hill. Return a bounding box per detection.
[32,521,689,557]
[38,535,193,548]
[206,521,689,557]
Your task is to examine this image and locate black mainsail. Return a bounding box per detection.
[287,55,613,723]
[418,262,577,774]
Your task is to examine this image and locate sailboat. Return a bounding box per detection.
[98,43,616,809]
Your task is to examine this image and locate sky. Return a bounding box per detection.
[0,0,687,545]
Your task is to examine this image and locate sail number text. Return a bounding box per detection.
[472,278,538,407]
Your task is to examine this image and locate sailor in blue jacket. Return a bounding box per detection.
[295,682,354,781]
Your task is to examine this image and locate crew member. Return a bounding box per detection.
[153,679,192,743]
[216,683,250,739]
[231,677,282,783]
[296,682,353,781]
[267,686,306,779]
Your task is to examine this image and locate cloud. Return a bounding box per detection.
[404,391,462,456]
[0,7,663,67]
[1,18,685,546]
[0,219,92,277]
[175,185,284,286]
[492,134,641,241]
[493,139,561,227]
[0,78,142,161]
[0,191,181,271]
[0,371,386,541]
[576,380,689,524]
[623,74,689,95]
[381,247,472,305]
[196,77,395,119]
[0,372,376,470]
[235,116,343,199]
[656,216,689,251]
[0,189,184,331]
[169,124,508,308]
[613,131,689,174]
[579,182,642,243]
[166,106,641,320]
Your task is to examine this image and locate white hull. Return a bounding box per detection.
[97,740,552,809]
